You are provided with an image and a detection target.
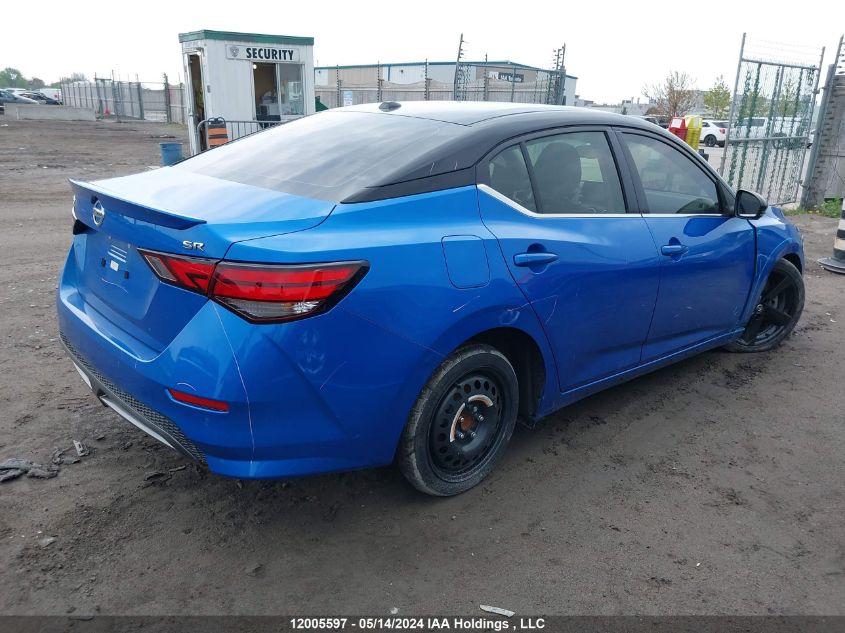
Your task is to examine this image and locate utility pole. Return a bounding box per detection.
[453,33,465,101]
[483,53,489,102]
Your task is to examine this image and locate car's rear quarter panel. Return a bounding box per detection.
[220,186,558,474]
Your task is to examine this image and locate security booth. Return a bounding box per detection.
[179,29,315,155]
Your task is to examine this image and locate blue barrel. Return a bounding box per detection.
[159,142,183,166]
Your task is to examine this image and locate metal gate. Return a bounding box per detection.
[720,34,825,204]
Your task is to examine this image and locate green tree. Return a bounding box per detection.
[0,67,27,88]
[28,77,46,90]
[703,76,731,118]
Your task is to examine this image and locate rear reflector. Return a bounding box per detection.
[168,388,229,412]
[139,249,367,323]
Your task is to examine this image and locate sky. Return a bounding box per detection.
[1,0,842,103]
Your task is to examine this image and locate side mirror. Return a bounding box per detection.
[735,189,768,219]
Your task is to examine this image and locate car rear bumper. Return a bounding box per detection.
[61,333,206,464]
[57,247,440,479]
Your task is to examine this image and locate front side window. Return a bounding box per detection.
[487,145,536,211]
[524,131,626,214]
[622,133,720,214]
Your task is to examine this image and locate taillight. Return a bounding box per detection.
[719,128,726,134]
[140,250,215,294]
[210,261,366,322]
[140,249,367,323]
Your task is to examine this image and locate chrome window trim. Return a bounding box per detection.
[477,184,634,219]
[478,184,733,219]
[645,213,731,218]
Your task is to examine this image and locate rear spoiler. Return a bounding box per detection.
[69,179,207,230]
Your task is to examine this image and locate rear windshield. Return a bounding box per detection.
[176,111,462,202]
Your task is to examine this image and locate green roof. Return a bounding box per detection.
[179,30,313,46]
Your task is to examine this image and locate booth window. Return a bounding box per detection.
[254,62,304,120]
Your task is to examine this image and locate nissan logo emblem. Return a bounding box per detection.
[92,201,105,227]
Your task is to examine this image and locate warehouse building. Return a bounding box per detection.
[314,60,577,107]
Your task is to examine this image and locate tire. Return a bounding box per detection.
[724,258,804,353]
[397,344,519,496]
[704,135,717,147]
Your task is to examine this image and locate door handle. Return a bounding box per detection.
[660,244,689,256]
[514,252,559,267]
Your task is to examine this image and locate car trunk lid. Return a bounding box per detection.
[68,169,335,353]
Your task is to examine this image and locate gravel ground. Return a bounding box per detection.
[0,118,843,616]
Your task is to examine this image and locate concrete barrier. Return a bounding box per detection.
[4,104,95,122]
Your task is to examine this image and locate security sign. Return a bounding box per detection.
[227,45,301,62]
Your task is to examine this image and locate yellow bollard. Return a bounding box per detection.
[684,115,702,150]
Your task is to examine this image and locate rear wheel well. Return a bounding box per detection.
[783,253,802,273]
[467,328,546,422]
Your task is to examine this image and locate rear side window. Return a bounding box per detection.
[176,111,463,202]
[622,133,720,214]
[524,131,626,214]
[487,145,536,211]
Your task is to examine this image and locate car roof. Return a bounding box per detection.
[342,101,655,129]
[331,102,677,202]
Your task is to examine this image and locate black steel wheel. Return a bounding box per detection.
[428,372,504,479]
[725,258,804,353]
[398,344,518,496]
[704,134,717,147]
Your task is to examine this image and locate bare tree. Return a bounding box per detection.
[643,71,697,119]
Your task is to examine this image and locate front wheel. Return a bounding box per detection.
[397,344,519,496]
[725,258,804,353]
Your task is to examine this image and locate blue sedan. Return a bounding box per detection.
[58,102,805,495]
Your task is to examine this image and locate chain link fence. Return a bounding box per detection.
[720,35,824,204]
[316,79,564,109]
[316,66,568,109]
[60,77,186,124]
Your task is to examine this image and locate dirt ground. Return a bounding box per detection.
[0,118,843,617]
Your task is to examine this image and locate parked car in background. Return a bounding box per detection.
[0,89,38,113]
[700,120,727,147]
[20,91,60,105]
[58,102,805,496]
[38,88,62,103]
[629,115,662,127]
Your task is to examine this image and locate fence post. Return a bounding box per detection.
[335,66,341,109]
[94,75,104,116]
[510,65,517,103]
[163,73,172,124]
[136,81,145,120]
[111,78,120,119]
